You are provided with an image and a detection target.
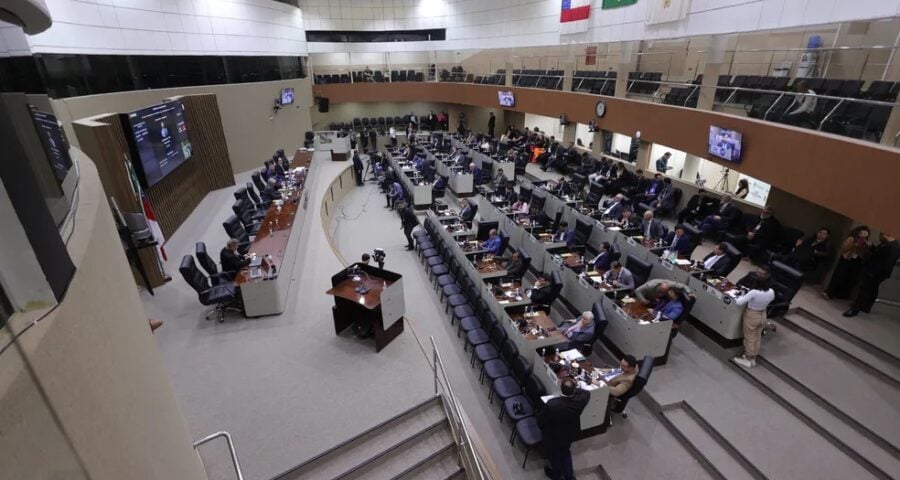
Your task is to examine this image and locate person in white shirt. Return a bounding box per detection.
[733,276,775,368]
[389,126,397,148]
[512,196,530,215]
[784,80,817,127]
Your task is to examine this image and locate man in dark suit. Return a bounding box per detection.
[737,265,772,289]
[589,242,613,271]
[538,378,589,480]
[352,151,364,186]
[459,199,476,223]
[501,251,526,279]
[661,225,692,257]
[599,194,625,220]
[552,221,576,246]
[845,232,900,317]
[618,209,641,231]
[650,179,678,213]
[698,194,740,235]
[742,206,782,263]
[640,211,665,241]
[260,178,282,204]
[677,189,719,224]
[775,227,831,274]
[528,274,555,304]
[399,202,418,250]
[699,243,732,278]
[220,238,251,279]
[487,112,496,137]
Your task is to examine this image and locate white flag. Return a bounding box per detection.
[646,0,692,25]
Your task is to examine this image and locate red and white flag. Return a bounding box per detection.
[561,0,591,35]
[141,194,168,262]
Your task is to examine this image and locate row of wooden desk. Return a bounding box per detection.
[427,210,611,434]
[234,149,315,317]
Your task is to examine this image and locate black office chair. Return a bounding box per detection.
[500,374,546,423]
[721,242,743,277]
[534,271,564,310]
[610,355,654,419]
[246,182,267,209]
[489,355,530,404]
[767,261,804,319]
[683,223,703,258]
[222,216,251,254]
[481,339,517,385]
[517,250,532,279]
[476,221,499,241]
[195,242,231,285]
[471,323,507,367]
[232,199,261,235]
[251,171,266,193]
[511,415,542,468]
[498,232,510,256]
[179,255,240,323]
[626,255,653,287]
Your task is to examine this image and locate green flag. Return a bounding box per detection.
[602,0,637,9]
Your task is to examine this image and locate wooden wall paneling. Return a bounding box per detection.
[179,94,235,191]
[72,116,166,288]
[314,83,900,234]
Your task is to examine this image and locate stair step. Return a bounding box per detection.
[734,359,900,479]
[275,397,444,480]
[760,324,900,453]
[340,421,454,480]
[782,311,900,385]
[392,443,460,480]
[661,404,759,480]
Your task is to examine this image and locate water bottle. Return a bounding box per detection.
[662,249,670,261]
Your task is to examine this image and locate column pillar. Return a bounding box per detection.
[562,61,575,92]
[880,90,900,148]
[698,35,730,110]
[505,61,514,87]
[635,139,652,170]
[614,41,640,98]
[682,154,702,183]
[591,131,604,157]
[561,122,577,147]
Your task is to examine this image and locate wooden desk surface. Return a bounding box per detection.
[326,274,396,310]
[491,280,524,302]
[509,311,565,340]
[542,353,596,383]
[617,298,655,321]
[559,253,584,269]
[236,150,313,285]
[474,257,506,275]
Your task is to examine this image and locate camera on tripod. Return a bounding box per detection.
[373,248,386,269]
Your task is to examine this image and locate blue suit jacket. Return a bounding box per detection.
[663,232,692,256]
[657,299,684,322]
[591,251,612,271]
[602,201,624,220]
[482,236,502,255]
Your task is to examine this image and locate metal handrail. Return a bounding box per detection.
[193,431,245,480]
[430,336,491,480]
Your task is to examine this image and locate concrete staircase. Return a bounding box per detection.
[273,396,464,480]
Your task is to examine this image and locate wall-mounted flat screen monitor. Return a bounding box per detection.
[498,90,515,107]
[125,101,193,187]
[708,125,743,163]
[281,87,295,105]
[29,108,73,185]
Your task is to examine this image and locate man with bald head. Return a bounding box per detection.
[635,278,691,306]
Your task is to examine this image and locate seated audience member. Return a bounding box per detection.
[634,279,691,306]
[650,178,678,212]
[481,229,502,256]
[602,261,635,290]
[433,175,447,190]
[698,194,740,235]
[775,227,831,274]
[385,179,403,209]
[677,189,719,224]
[220,238,251,279]
[470,162,485,185]
[618,209,641,231]
[261,178,282,204]
[742,206,781,262]
[459,199,476,223]
[737,265,773,289]
[662,225,692,257]
[654,288,684,321]
[552,221,576,246]
[511,196,530,214]
[607,355,639,398]
[639,173,665,203]
[527,273,555,304]
[501,251,527,279]
[699,243,732,278]
[600,194,626,219]
[493,169,509,193]
[640,211,665,241]
[589,242,613,271]
[734,179,750,199]
[559,311,596,350]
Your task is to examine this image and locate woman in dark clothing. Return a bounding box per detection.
[823,226,872,299]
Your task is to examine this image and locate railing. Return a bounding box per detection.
[430,336,493,480]
[193,431,245,480]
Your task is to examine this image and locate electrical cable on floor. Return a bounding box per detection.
[335,183,380,223]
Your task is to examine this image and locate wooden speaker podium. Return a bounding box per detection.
[326,263,405,352]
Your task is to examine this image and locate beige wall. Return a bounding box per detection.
[1,149,207,480]
[52,78,314,175]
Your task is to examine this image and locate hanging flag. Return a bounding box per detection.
[560,0,592,35]
[141,194,168,263]
[646,0,691,25]
[602,0,637,9]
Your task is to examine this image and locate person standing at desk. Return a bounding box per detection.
[481,229,502,256]
[635,279,691,306]
[399,202,418,251]
[603,262,635,291]
[538,378,589,480]
[352,151,364,186]
[732,276,776,368]
[487,112,496,138]
[823,226,871,300]
[844,232,900,318]
[655,152,673,173]
[220,238,251,280]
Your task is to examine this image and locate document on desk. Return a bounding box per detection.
[560,349,585,362]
